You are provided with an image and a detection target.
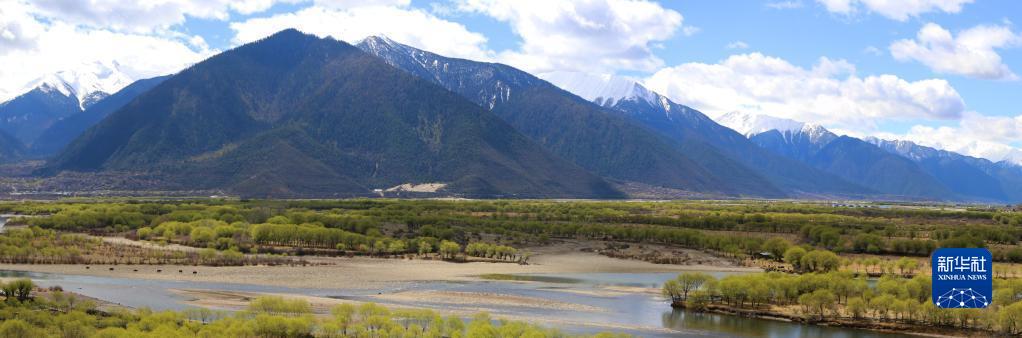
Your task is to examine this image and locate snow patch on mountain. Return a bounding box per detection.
[1000,149,1022,167]
[540,71,659,107]
[16,61,134,110]
[865,134,1022,168]
[864,136,1022,171]
[716,111,829,138]
[864,137,942,161]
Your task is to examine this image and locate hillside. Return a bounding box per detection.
[45,29,621,198]
[32,76,170,157]
[721,112,951,200]
[358,36,783,197]
[543,72,871,198]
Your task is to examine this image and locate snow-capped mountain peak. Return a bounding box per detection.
[863,137,941,161]
[359,35,399,52]
[540,71,661,108]
[26,60,134,110]
[1003,149,1022,167]
[715,111,837,146]
[716,111,803,136]
[864,135,1022,168]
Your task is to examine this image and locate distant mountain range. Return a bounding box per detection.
[716,112,1022,202]
[0,61,134,146]
[541,72,870,199]
[44,30,619,198]
[0,28,1017,201]
[865,137,1022,202]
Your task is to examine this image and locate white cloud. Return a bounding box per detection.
[0,2,44,53]
[314,0,410,8]
[0,7,213,101]
[873,118,1022,163]
[891,23,1021,80]
[230,4,493,61]
[863,45,882,55]
[839,109,1022,163]
[958,112,1022,145]
[682,25,701,37]
[726,41,749,49]
[453,0,683,74]
[643,53,966,132]
[25,0,305,33]
[816,0,973,21]
[767,1,803,10]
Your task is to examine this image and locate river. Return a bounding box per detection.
[0,269,911,337]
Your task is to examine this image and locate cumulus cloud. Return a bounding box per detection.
[0,6,214,101]
[643,53,966,132]
[452,0,683,74]
[872,116,1022,163]
[816,0,973,21]
[0,2,44,53]
[230,4,493,61]
[891,23,1021,80]
[958,112,1022,145]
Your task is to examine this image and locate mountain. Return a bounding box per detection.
[0,82,81,145]
[31,76,170,157]
[866,138,1022,202]
[0,61,134,145]
[1003,149,1022,167]
[542,71,870,198]
[718,113,838,163]
[45,29,621,198]
[357,36,783,197]
[717,112,951,200]
[0,130,27,163]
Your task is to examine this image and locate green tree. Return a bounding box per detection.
[784,247,808,271]
[799,289,836,320]
[847,298,867,319]
[675,272,714,302]
[662,280,683,304]
[8,279,32,302]
[0,319,38,338]
[439,241,461,260]
[762,237,791,261]
[1000,301,1022,334]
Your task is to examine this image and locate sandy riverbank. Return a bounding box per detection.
[0,242,759,290]
[173,289,687,335]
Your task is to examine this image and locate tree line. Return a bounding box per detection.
[0,281,629,338]
[664,271,1022,334]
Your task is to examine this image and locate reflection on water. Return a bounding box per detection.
[662,309,910,338]
[0,269,912,337]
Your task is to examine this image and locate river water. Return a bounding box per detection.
[0,269,911,337]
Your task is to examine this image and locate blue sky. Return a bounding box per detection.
[660,1,1021,123]
[2,0,1020,162]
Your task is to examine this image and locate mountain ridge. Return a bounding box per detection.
[713,112,960,200]
[45,29,621,198]
[542,71,874,198]
[358,36,787,198]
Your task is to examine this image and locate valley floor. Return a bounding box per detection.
[0,241,757,290]
[0,242,769,337]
